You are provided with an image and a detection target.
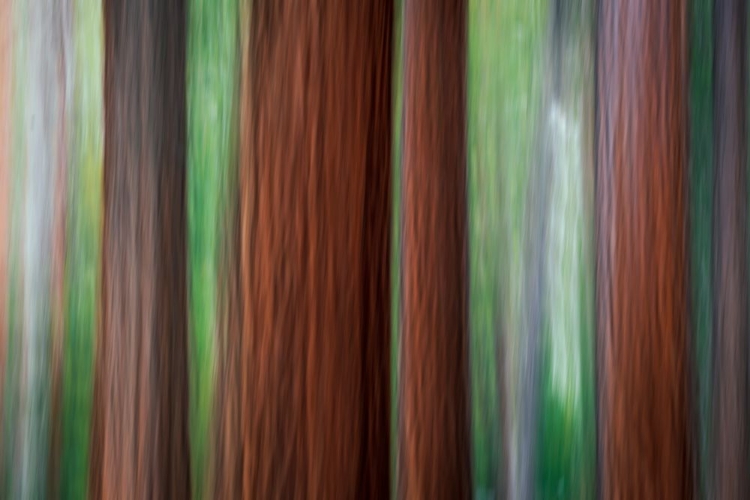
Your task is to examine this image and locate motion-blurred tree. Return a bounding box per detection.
[596,0,694,496]
[91,0,191,497]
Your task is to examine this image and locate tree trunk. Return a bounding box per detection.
[596,0,694,497]
[90,0,191,497]
[237,0,392,497]
[712,0,748,497]
[400,0,471,497]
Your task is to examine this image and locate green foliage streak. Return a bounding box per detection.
[187,0,238,496]
[468,0,595,496]
[534,3,596,498]
[468,0,550,494]
[391,0,403,495]
[689,0,713,497]
[59,0,104,497]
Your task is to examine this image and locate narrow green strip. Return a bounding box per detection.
[689,0,714,497]
[187,0,238,496]
[59,0,104,497]
[391,0,403,495]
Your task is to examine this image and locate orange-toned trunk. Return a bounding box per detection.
[236,0,392,497]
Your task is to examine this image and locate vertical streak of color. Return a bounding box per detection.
[467,0,504,493]
[391,0,404,495]
[15,0,67,495]
[711,0,748,496]
[0,0,10,482]
[240,0,392,495]
[59,0,103,496]
[689,0,714,496]
[468,0,550,497]
[596,0,694,496]
[401,0,471,496]
[2,0,23,490]
[91,0,191,496]
[186,0,238,496]
[536,1,596,498]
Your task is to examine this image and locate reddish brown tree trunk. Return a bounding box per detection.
[236,0,392,497]
[596,0,694,497]
[712,0,748,497]
[90,0,190,497]
[400,0,471,497]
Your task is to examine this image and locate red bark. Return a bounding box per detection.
[235,0,393,497]
[400,0,471,497]
[596,0,695,497]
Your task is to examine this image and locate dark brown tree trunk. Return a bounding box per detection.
[237,0,392,497]
[596,0,694,497]
[400,0,470,497]
[712,0,748,497]
[90,0,190,497]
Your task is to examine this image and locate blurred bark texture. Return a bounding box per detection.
[712,0,748,497]
[235,0,393,497]
[400,0,471,497]
[91,0,191,497]
[596,0,695,497]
